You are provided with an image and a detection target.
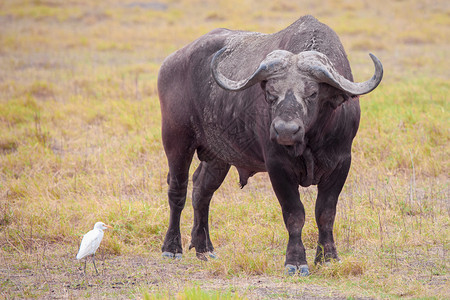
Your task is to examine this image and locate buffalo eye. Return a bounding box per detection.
[307,91,318,100]
[260,80,267,90]
[303,91,318,104]
[265,91,278,103]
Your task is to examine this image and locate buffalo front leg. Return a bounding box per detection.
[314,157,351,264]
[189,160,230,260]
[268,163,309,276]
[161,148,195,259]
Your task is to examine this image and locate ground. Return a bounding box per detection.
[3,251,352,299]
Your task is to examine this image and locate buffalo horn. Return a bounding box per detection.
[298,51,383,96]
[211,48,289,91]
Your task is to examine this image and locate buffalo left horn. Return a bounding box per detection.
[211,48,291,91]
[297,51,383,96]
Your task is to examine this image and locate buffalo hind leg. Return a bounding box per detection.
[268,163,309,276]
[161,143,195,259]
[189,160,230,260]
[314,157,351,264]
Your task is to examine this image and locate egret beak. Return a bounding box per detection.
[105,225,113,229]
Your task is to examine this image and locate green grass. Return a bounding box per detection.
[1,0,449,298]
[144,285,244,300]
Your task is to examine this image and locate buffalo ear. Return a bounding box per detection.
[329,93,351,109]
[319,83,352,109]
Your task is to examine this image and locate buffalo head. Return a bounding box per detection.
[211,48,383,155]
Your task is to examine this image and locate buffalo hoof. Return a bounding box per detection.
[285,264,297,276]
[162,251,174,259]
[285,264,310,276]
[196,251,216,261]
[162,252,182,260]
[299,264,310,276]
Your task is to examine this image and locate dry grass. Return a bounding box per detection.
[1,0,449,298]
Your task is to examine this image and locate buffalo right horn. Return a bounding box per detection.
[211,48,292,91]
[297,51,383,96]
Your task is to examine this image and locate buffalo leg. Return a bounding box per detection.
[161,136,195,258]
[314,157,351,264]
[190,160,230,260]
[267,163,308,276]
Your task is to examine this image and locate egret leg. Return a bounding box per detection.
[92,254,99,274]
[83,259,87,275]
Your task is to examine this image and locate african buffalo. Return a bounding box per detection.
[157,15,383,275]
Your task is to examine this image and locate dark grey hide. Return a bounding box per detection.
[157,15,383,276]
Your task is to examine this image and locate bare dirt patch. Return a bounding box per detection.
[1,251,351,299]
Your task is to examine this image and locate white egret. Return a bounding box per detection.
[76,221,112,274]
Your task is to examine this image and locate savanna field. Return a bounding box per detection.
[0,0,448,298]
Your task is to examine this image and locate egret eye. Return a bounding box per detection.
[266,91,278,103]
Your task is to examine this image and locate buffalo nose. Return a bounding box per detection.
[272,119,303,145]
[274,120,300,135]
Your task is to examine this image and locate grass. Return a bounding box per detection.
[1,0,449,298]
[143,285,243,300]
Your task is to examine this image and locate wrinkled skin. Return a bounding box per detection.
[157,15,382,274]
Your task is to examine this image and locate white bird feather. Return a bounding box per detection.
[76,222,112,261]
